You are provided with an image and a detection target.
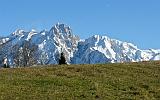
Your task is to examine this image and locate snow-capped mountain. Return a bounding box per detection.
[71,35,160,64]
[0,23,160,66]
[0,23,79,66]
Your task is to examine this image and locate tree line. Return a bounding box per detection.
[0,40,67,68]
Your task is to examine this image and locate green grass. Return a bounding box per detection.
[0,61,160,100]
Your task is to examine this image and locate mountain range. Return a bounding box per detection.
[0,23,160,66]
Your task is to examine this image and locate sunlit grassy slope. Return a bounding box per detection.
[0,61,160,100]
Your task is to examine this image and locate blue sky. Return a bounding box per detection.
[0,0,160,49]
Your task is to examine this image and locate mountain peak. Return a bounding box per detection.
[12,29,25,36]
[30,29,37,32]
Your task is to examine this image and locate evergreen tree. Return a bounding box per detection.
[59,52,67,65]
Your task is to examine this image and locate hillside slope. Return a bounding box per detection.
[0,61,160,100]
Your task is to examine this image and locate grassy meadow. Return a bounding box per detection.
[0,61,160,100]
